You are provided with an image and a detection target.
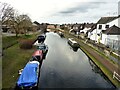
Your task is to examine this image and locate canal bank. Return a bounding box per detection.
[61,30,120,88]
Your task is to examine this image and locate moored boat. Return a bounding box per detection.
[37,43,48,54]
[32,50,43,62]
[68,38,80,48]
[16,61,40,90]
[37,34,46,43]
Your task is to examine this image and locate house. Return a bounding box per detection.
[32,23,39,32]
[2,25,10,32]
[100,25,120,51]
[90,15,120,42]
[47,24,55,29]
[72,23,84,34]
[80,23,95,34]
[56,24,60,29]
[39,23,47,32]
[67,24,74,30]
[87,24,97,39]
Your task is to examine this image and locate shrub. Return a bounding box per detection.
[19,39,35,49]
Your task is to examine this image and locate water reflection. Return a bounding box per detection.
[38,32,115,88]
[69,47,79,52]
[88,59,115,87]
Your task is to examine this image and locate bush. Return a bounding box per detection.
[19,39,35,49]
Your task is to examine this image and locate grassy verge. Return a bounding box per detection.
[2,36,19,50]
[63,31,120,88]
[2,33,39,50]
[2,32,40,88]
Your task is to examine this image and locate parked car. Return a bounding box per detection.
[16,61,40,90]
[37,43,48,54]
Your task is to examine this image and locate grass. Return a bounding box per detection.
[2,36,19,50]
[2,44,35,88]
[2,32,40,88]
[2,34,38,50]
[63,30,120,88]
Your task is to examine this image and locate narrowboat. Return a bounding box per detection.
[37,34,46,43]
[16,61,40,90]
[68,38,80,48]
[37,43,48,55]
[32,50,43,61]
[58,31,64,37]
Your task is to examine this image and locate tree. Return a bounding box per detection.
[0,2,32,36]
[18,14,32,35]
[0,2,14,24]
[10,14,32,36]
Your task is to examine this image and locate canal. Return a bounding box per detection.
[38,32,115,88]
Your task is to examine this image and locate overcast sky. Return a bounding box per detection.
[0,0,119,24]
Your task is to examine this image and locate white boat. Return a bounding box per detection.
[68,38,80,48]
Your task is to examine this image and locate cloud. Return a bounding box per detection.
[59,2,106,15]
[0,0,119,24]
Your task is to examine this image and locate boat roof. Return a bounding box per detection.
[68,38,77,44]
[17,62,39,87]
[32,50,43,56]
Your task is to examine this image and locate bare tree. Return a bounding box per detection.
[0,2,14,24]
[0,2,32,36]
[18,14,32,35]
[10,13,32,37]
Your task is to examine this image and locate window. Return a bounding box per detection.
[105,25,109,28]
[98,25,102,29]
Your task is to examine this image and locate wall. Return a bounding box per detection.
[101,34,120,51]
[100,34,107,44]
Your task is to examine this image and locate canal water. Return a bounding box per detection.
[38,32,115,88]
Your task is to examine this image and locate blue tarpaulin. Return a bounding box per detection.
[17,62,39,87]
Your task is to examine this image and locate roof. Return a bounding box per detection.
[84,23,95,28]
[97,15,119,24]
[73,24,81,27]
[32,50,43,56]
[102,25,120,35]
[86,24,97,33]
[68,38,77,44]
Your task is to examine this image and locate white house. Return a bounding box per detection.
[80,23,95,34]
[90,15,120,42]
[101,25,120,51]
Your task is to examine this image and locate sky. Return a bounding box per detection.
[0,0,120,24]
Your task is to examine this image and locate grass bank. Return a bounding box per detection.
[2,33,40,88]
[2,34,38,50]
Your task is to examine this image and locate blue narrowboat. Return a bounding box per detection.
[16,61,40,89]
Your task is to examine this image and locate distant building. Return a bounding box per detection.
[47,24,55,29]
[80,23,95,34]
[40,23,47,32]
[72,24,84,34]
[32,23,39,32]
[56,24,60,29]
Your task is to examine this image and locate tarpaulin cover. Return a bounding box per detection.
[17,63,39,87]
